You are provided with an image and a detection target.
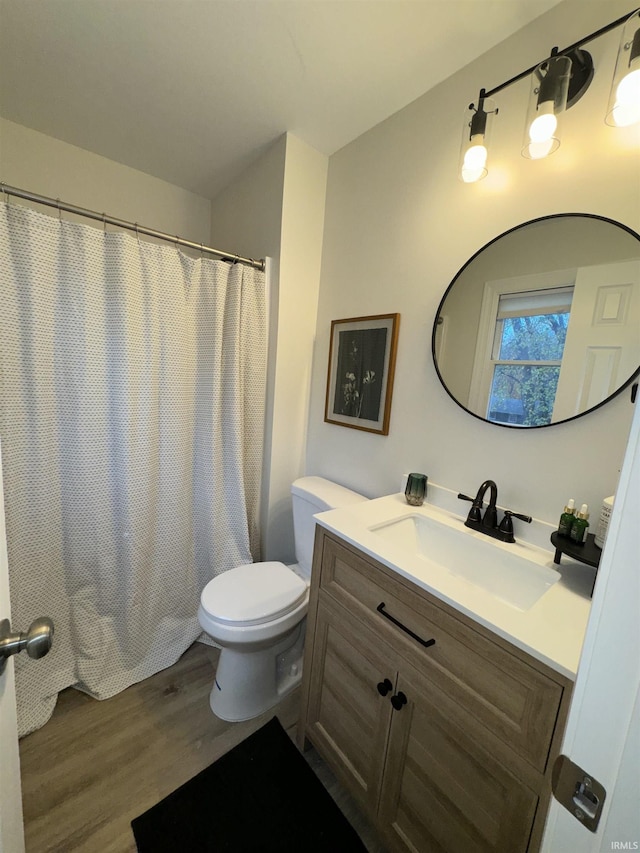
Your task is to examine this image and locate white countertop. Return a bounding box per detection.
[315,493,594,681]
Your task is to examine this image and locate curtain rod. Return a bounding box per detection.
[0,182,266,272]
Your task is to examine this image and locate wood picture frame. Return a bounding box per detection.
[324,313,400,435]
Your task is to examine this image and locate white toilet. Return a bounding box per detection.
[198,476,367,721]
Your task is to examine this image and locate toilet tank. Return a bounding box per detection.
[291,476,367,578]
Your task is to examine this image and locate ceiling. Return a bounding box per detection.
[0,0,563,199]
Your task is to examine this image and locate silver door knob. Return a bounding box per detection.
[0,616,54,675]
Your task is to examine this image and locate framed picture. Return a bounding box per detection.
[324,313,400,435]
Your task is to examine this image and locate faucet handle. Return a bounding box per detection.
[498,510,532,535]
[508,510,532,523]
[458,493,482,523]
[498,512,514,538]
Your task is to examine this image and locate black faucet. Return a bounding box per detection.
[458,480,532,543]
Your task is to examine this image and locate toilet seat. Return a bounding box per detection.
[200,561,308,627]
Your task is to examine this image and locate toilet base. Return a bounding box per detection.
[210,620,306,722]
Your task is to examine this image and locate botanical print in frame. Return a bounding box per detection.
[324,314,400,435]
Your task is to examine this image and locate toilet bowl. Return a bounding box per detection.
[198,561,309,721]
[198,476,367,722]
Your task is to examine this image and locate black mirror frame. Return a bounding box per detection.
[432,213,640,429]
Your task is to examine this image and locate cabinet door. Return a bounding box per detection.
[379,664,539,853]
[305,596,396,816]
[320,532,563,773]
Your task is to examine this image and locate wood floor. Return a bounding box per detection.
[18,642,385,853]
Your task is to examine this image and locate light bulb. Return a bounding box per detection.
[463,140,487,170]
[525,101,558,159]
[612,59,640,126]
[527,137,556,159]
[528,105,557,143]
[461,166,486,183]
[461,134,487,183]
[616,65,640,106]
[459,95,495,183]
[610,100,640,127]
[606,22,640,128]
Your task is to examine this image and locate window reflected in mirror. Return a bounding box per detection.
[486,288,573,425]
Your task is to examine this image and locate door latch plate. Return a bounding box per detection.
[552,754,606,832]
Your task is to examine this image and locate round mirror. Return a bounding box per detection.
[432,214,640,428]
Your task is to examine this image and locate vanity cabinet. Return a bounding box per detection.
[298,528,573,853]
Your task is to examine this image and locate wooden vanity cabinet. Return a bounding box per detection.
[298,528,574,853]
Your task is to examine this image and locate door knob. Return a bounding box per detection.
[377,678,393,696]
[0,616,54,676]
[391,691,407,711]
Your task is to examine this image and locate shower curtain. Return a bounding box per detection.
[0,201,267,736]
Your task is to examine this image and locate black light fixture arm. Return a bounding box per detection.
[482,8,637,100]
[467,87,499,139]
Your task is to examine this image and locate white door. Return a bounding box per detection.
[0,441,25,853]
[541,395,640,851]
[553,259,640,422]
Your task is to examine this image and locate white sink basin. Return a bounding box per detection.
[370,512,559,611]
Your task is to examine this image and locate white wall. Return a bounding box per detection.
[306,0,640,530]
[269,135,328,561]
[0,118,211,242]
[210,133,328,560]
[209,136,287,559]
[208,136,286,263]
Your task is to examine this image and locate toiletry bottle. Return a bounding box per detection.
[557,499,576,537]
[594,495,614,548]
[570,504,590,544]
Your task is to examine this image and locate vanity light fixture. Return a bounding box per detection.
[522,48,594,160]
[606,9,640,127]
[460,8,639,181]
[459,89,497,182]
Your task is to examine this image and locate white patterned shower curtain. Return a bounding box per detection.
[0,202,267,736]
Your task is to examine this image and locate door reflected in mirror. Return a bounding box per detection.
[432,214,640,428]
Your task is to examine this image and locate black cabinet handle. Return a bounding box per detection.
[391,691,407,711]
[376,602,436,649]
[376,678,393,696]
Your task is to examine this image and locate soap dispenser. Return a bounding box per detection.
[570,504,590,545]
[557,499,576,537]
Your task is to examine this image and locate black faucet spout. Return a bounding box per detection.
[459,481,531,544]
[458,480,532,542]
[474,479,498,528]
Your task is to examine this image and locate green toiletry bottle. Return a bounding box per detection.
[558,499,576,537]
[570,504,590,545]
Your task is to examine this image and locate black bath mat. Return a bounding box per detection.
[131,716,367,852]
